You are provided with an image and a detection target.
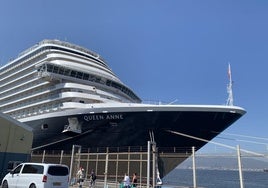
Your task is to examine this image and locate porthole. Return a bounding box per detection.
[41,124,48,130]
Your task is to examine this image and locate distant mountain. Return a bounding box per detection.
[176,156,268,170]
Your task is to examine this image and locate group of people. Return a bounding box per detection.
[77,167,96,188]
[76,167,139,188]
[123,173,138,188]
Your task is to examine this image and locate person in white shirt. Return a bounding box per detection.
[123,173,131,188]
[76,167,85,188]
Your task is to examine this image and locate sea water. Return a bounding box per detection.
[163,169,267,188]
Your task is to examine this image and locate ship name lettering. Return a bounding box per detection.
[84,114,123,121]
[105,114,123,120]
[84,115,104,121]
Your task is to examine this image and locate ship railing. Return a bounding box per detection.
[142,99,179,105]
[3,94,60,112]
[142,100,166,105]
[8,102,62,119]
[17,40,101,61]
[1,84,54,109]
[31,146,193,155]
[18,43,40,58]
[41,39,102,60]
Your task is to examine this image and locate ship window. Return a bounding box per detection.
[63,69,70,76]
[95,77,101,83]
[106,80,111,86]
[71,70,77,77]
[59,67,64,74]
[41,124,48,130]
[83,73,89,80]
[89,75,95,81]
[53,66,59,73]
[47,64,53,72]
[77,72,83,79]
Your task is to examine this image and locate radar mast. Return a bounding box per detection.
[226,63,234,106]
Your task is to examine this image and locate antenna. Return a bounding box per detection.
[226,63,234,106]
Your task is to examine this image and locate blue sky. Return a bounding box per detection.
[1,0,268,154]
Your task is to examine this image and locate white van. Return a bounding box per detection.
[1,162,69,188]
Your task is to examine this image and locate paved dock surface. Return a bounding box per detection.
[0,180,196,188]
[69,181,197,188]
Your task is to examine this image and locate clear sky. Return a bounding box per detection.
[1,0,268,154]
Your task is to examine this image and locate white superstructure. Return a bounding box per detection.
[0,40,141,120]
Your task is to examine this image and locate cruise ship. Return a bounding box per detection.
[0,40,245,175]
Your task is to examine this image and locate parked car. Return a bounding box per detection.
[1,162,69,188]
